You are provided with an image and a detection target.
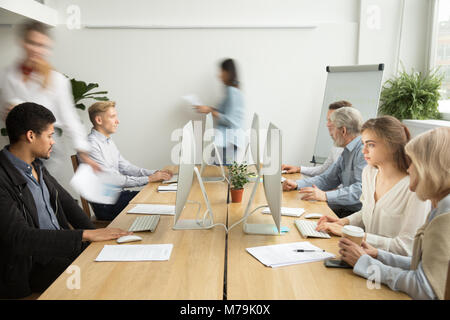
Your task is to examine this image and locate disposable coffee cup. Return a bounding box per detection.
[341,225,365,246]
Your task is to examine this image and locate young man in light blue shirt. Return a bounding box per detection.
[283,107,367,217]
[87,101,173,220]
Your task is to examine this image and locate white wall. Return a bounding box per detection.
[0,0,431,196]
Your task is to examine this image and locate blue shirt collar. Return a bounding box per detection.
[345,136,362,152]
[91,128,111,143]
[2,146,34,176]
[437,194,450,215]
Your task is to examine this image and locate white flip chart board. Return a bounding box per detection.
[313,64,384,163]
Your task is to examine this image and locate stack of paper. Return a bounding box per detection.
[128,204,175,215]
[246,241,334,268]
[262,207,305,217]
[158,184,177,192]
[95,244,173,262]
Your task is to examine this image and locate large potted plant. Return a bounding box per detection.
[378,67,443,120]
[229,161,251,203]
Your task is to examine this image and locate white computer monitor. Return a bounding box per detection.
[241,122,284,235]
[242,113,260,181]
[173,121,215,230]
[199,112,226,182]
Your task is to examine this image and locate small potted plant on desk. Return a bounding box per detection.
[229,161,251,203]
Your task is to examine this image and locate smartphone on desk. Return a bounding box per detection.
[324,258,353,269]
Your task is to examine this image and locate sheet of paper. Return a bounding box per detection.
[128,204,175,215]
[182,94,203,106]
[95,244,173,262]
[158,185,177,192]
[262,207,305,217]
[246,241,334,268]
[70,163,121,204]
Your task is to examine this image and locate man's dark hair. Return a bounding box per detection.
[329,100,352,110]
[20,20,50,39]
[5,102,56,144]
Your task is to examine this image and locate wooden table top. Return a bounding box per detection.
[39,167,409,300]
[39,166,228,300]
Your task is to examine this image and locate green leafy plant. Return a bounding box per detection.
[69,78,109,110]
[378,67,443,121]
[229,161,251,190]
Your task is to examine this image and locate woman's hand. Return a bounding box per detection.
[338,237,368,267]
[194,105,212,114]
[316,222,344,236]
[361,240,378,258]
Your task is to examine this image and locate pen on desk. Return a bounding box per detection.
[293,249,325,252]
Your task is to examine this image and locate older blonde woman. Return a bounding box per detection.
[338,127,450,300]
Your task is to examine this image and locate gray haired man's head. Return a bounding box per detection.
[329,107,363,146]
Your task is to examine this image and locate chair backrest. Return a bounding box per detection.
[445,261,450,300]
[70,154,91,218]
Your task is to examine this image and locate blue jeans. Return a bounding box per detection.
[91,190,139,221]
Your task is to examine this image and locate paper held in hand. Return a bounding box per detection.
[70,163,121,204]
[182,94,203,106]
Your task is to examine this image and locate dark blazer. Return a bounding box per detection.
[0,150,95,298]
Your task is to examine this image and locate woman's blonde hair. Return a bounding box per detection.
[88,101,115,126]
[405,127,450,201]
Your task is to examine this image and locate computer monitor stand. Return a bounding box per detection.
[241,173,284,236]
[173,167,216,230]
[241,141,259,183]
[200,143,227,183]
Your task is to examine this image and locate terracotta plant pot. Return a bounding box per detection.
[230,188,244,203]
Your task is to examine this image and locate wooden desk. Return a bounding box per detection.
[39,167,410,300]
[226,173,410,300]
[39,166,228,300]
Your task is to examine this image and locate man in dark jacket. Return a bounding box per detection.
[0,102,131,299]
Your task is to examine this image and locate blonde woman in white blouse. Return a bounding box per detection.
[316,116,431,256]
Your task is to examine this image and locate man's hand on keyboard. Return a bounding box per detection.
[82,228,132,242]
[149,170,173,183]
[281,164,300,174]
[298,184,327,201]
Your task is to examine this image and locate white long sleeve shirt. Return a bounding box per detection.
[300,146,343,177]
[347,165,431,256]
[0,63,90,152]
[87,128,156,188]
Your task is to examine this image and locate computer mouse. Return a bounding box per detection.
[304,213,323,219]
[116,235,142,244]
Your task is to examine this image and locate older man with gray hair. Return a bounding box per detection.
[283,107,367,217]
